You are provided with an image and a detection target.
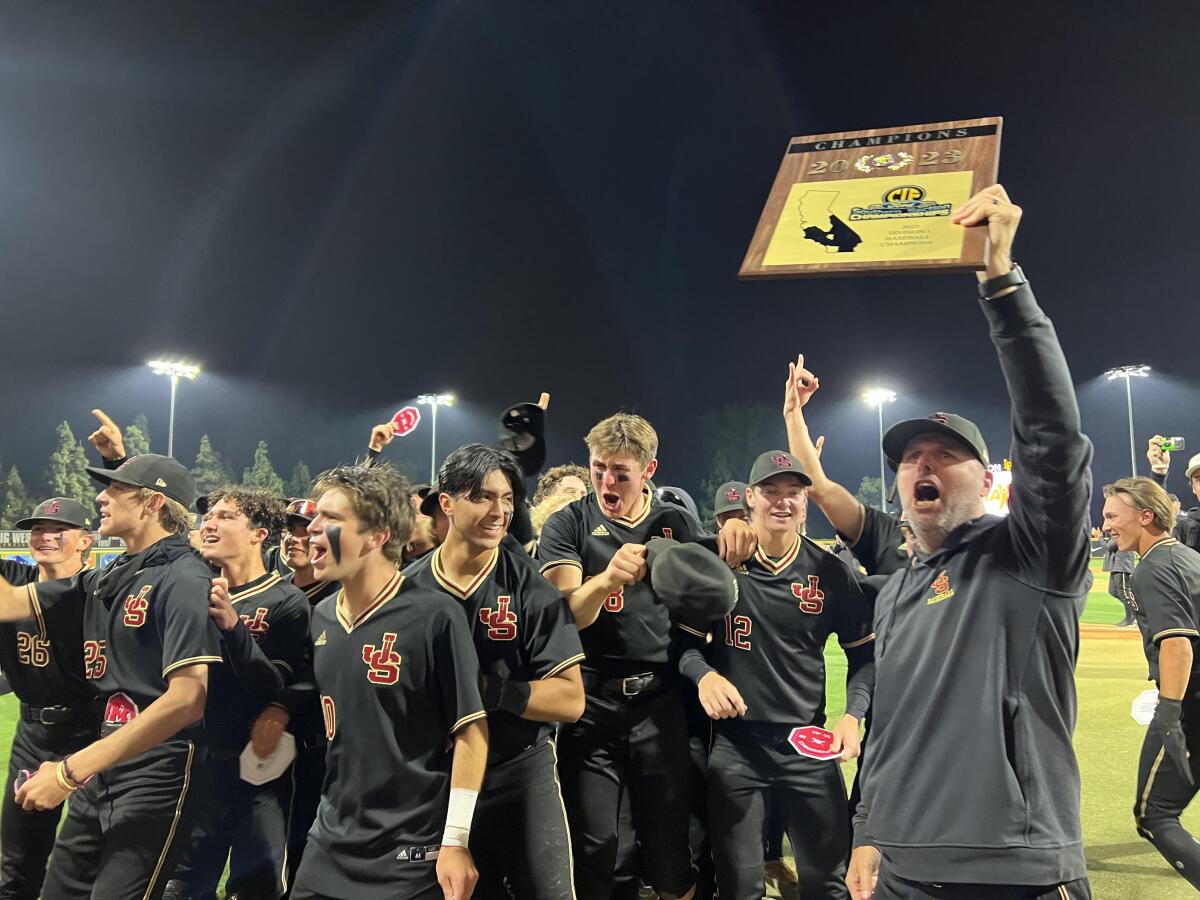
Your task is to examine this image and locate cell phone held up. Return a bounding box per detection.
[1161,436,1186,453]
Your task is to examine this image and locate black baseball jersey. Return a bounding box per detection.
[1130,537,1200,683]
[845,504,909,578]
[307,571,485,890]
[205,572,312,753]
[0,560,92,708]
[31,535,223,736]
[290,575,341,608]
[405,543,584,764]
[701,536,874,726]
[538,489,705,673]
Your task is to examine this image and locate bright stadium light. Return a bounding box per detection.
[147,359,201,459]
[417,393,456,483]
[863,388,897,510]
[1105,364,1150,476]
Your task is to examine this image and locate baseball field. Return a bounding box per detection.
[0,558,1191,899]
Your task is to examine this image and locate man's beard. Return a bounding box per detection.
[907,489,981,553]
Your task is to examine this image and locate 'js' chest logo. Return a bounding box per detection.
[791,575,825,614]
[123,585,152,628]
[479,596,517,641]
[927,570,956,605]
[240,607,270,642]
[362,632,402,685]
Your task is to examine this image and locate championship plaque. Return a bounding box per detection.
[739,117,1002,278]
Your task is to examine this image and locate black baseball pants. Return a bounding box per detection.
[1134,693,1200,888]
[873,871,1091,899]
[281,743,325,899]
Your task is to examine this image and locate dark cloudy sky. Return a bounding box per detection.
[2,2,1198,531]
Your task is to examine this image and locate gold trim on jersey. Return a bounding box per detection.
[539,559,582,576]
[753,535,801,575]
[143,740,195,900]
[840,633,876,650]
[271,659,294,676]
[596,487,653,528]
[26,584,46,637]
[1142,537,1179,559]
[300,580,328,599]
[431,547,499,601]
[231,573,282,604]
[335,572,404,633]
[677,623,707,639]
[163,656,224,678]
[450,709,488,734]
[1152,627,1200,643]
[541,653,586,680]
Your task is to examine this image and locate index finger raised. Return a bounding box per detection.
[91,409,118,430]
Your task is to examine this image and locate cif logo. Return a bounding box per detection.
[884,185,925,204]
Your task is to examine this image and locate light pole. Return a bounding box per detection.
[863,388,897,510]
[416,393,455,483]
[1105,364,1150,476]
[148,360,201,459]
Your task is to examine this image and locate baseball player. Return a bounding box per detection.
[291,463,487,900]
[537,412,755,900]
[0,498,96,900]
[0,450,223,900]
[681,451,874,900]
[405,443,585,899]
[166,488,312,900]
[1146,437,1200,552]
[1101,477,1200,888]
[1101,536,1137,627]
[827,186,1093,899]
[713,481,748,527]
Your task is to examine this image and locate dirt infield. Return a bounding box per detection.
[1080,622,1142,640]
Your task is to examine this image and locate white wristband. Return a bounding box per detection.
[440,788,479,847]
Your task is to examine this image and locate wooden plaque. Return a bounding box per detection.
[739,117,1002,278]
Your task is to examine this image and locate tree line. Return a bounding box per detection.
[0,415,313,528]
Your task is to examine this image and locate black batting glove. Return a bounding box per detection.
[1151,698,1194,786]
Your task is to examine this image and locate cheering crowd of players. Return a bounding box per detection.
[0,187,1199,900]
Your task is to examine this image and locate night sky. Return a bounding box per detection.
[2,3,1198,533]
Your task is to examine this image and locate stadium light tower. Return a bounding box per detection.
[416,393,455,483]
[148,359,201,459]
[1105,364,1150,476]
[863,388,897,510]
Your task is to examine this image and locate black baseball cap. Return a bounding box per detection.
[418,483,441,518]
[747,451,812,488]
[86,454,198,510]
[645,538,738,631]
[15,497,92,530]
[285,498,317,526]
[714,481,747,516]
[882,412,989,471]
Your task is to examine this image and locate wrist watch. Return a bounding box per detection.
[979,263,1027,299]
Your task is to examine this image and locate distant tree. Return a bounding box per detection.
[855,475,885,511]
[695,403,787,525]
[123,422,151,458]
[243,441,285,497]
[287,461,313,500]
[192,435,231,496]
[0,466,31,529]
[45,421,94,509]
[133,414,152,452]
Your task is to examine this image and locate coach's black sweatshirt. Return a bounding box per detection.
[851,281,1093,885]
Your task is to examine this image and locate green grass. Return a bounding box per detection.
[0,557,1190,897]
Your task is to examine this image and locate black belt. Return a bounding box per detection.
[20,703,88,726]
[582,670,674,702]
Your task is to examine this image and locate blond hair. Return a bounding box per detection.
[1103,477,1175,533]
[533,464,590,505]
[585,414,658,466]
[137,488,192,536]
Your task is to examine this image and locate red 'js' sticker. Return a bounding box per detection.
[788,725,841,761]
[391,407,422,437]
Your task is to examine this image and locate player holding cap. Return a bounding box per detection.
[1146,437,1200,553]
[0,498,96,900]
[1101,477,1200,889]
[291,463,487,900]
[681,451,874,900]
[537,412,754,900]
[0,447,223,900]
[167,488,311,900]
[405,444,585,899]
[832,186,1092,899]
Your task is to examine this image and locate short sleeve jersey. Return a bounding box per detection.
[0,560,92,708]
[31,535,223,734]
[537,488,705,673]
[847,504,910,577]
[307,572,485,890]
[1129,537,1200,683]
[703,535,874,726]
[405,542,584,764]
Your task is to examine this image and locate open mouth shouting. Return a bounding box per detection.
[600,492,622,515]
[911,479,942,511]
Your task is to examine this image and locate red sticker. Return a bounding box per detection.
[788,725,841,761]
[391,406,422,437]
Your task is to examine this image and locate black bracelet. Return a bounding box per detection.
[62,755,92,787]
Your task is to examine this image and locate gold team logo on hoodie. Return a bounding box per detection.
[927,570,955,605]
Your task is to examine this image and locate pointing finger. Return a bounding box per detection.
[91,409,118,430]
[537,392,550,410]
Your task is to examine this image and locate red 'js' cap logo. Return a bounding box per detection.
[43,500,61,514]
[725,489,741,502]
[771,454,792,468]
